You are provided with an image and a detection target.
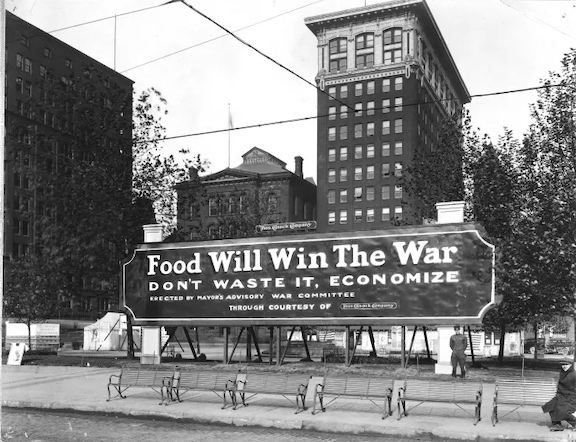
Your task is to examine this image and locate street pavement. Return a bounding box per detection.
[2,362,576,442]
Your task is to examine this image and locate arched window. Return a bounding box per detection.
[355,33,374,68]
[328,37,347,72]
[383,28,402,65]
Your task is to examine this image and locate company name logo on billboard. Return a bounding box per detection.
[122,228,495,324]
[256,221,317,233]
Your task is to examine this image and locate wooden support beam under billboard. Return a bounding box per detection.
[228,327,245,364]
[301,326,312,362]
[423,327,432,361]
[281,326,297,365]
[467,326,476,366]
[368,327,377,356]
[268,327,274,365]
[345,326,350,367]
[276,326,281,366]
[223,327,229,364]
[401,326,406,368]
[248,326,263,362]
[182,327,198,359]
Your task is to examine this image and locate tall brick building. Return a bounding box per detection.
[305,0,470,232]
[176,147,316,240]
[4,11,134,319]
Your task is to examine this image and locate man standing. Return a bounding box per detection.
[450,325,468,378]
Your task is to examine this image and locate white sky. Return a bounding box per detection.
[8,0,576,181]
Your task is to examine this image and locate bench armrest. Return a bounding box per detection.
[108,373,121,384]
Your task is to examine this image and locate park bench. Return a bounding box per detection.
[397,379,483,424]
[491,377,557,426]
[233,372,311,413]
[107,364,175,404]
[163,368,238,408]
[312,375,394,419]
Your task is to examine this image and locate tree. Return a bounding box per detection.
[3,255,61,350]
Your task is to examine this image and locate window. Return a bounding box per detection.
[340,210,348,224]
[395,141,403,156]
[340,168,347,181]
[24,81,32,97]
[366,208,375,222]
[382,163,390,177]
[395,162,403,177]
[354,145,362,159]
[339,147,348,160]
[382,142,390,157]
[228,196,237,214]
[340,85,348,99]
[382,121,390,135]
[328,106,336,120]
[15,77,23,93]
[394,206,403,220]
[328,127,336,141]
[395,77,403,91]
[395,185,403,199]
[367,186,374,201]
[328,211,336,225]
[367,101,374,116]
[340,126,348,140]
[367,144,374,158]
[383,78,391,93]
[340,105,348,119]
[366,165,374,179]
[354,166,362,180]
[355,103,363,117]
[354,187,363,201]
[16,54,32,73]
[43,47,52,58]
[327,190,336,204]
[340,189,348,203]
[329,37,347,72]
[354,123,362,138]
[354,209,363,223]
[355,33,374,68]
[328,169,336,183]
[367,81,375,94]
[367,122,374,137]
[65,59,73,69]
[382,207,390,221]
[382,185,390,200]
[21,34,30,47]
[208,198,219,216]
[382,98,390,113]
[383,28,402,65]
[328,87,336,99]
[328,148,336,162]
[40,65,47,78]
[394,118,403,134]
[268,195,277,213]
[394,97,403,112]
[355,83,363,96]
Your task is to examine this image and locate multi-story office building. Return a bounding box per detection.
[4,11,134,319]
[305,0,470,232]
[176,147,316,240]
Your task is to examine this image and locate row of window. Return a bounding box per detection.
[328,28,403,72]
[327,184,402,203]
[327,162,402,182]
[16,51,74,74]
[327,77,402,99]
[328,119,403,141]
[328,98,402,119]
[328,141,403,161]
[328,206,403,224]
[13,218,30,236]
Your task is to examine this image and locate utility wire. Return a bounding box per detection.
[121,0,327,74]
[134,82,563,145]
[172,0,355,112]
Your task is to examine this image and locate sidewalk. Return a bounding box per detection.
[2,364,575,442]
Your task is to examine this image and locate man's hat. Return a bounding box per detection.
[560,359,573,365]
[454,325,461,330]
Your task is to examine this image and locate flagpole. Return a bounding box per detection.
[227,103,231,168]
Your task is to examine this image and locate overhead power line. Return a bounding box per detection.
[121,0,327,73]
[171,0,355,112]
[134,82,563,145]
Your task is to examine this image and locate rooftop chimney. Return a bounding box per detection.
[294,156,303,178]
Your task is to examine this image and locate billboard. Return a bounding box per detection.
[121,224,495,326]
